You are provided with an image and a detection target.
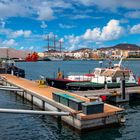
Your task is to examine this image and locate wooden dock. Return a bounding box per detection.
[0,74,124,130]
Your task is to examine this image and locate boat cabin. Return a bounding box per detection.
[91,68,136,84]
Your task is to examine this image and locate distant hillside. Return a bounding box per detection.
[72,48,93,53]
[98,43,140,50]
[0,47,30,59]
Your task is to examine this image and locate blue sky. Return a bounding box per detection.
[0,0,140,52]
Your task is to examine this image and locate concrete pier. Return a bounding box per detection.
[0,74,124,131]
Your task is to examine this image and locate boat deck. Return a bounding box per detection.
[0,74,123,120]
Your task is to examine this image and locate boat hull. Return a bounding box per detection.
[66,82,138,90]
[46,77,88,89]
[0,67,25,78]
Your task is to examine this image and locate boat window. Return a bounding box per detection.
[112,78,116,82]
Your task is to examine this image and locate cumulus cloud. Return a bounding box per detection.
[83,19,124,41]
[64,19,125,50]
[40,21,48,28]
[130,24,140,34]
[0,0,140,21]
[64,34,82,50]
[0,1,31,18]
[11,30,32,38]
[0,0,72,20]
[37,7,54,20]
[2,39,17,47]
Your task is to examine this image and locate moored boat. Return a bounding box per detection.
[46,73,94,89]
[0,60,25,78]
[46,57,138,90]
[67,57,138,90]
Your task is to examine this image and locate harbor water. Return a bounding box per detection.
[0,60,140,140]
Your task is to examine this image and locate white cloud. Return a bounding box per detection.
[83,19,124,41]
[43,32,58,40]
[0,0,72,20]
[24,30,32,37]
[0,18,6,28]
[12,30,32,38]
[59,23,75,29]
[0,1,31,18]
[29,46,34,50]
[60,38,64,41]
[64,34,82,50]
[75,0,140,10]
[130,24,140,34]
[71,15,93,19]
[125,11,140,19]
[40,21,48,28]
[0,0,140,21]
[2,39,17,47]
[20,46,24,50]
[64,19,125,50]
[0,28,11,35]
[37,7,54,20]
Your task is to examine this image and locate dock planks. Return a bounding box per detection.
[0,74,123,120]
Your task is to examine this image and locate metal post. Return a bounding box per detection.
[42,100,45,110]
[22,91,25,103]
[31,95,33,105]
[104,78,107,89]
[57,108,62,121]
[121,78,125,99]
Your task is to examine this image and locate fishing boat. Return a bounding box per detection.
[46,73,94,89]
[0,60,25,78]
[67,57,138,90]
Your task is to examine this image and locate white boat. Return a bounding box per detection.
[91,57,137,85]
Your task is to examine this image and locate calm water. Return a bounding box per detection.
[0,60,140,140]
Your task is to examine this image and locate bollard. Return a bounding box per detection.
[104,81,108,90]
[121,78,125,99]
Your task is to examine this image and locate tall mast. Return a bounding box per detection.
[54,35,56,51]
[47,35,49,51]
[59,40,62,52]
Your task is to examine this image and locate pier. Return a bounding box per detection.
[0,74,124,131]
